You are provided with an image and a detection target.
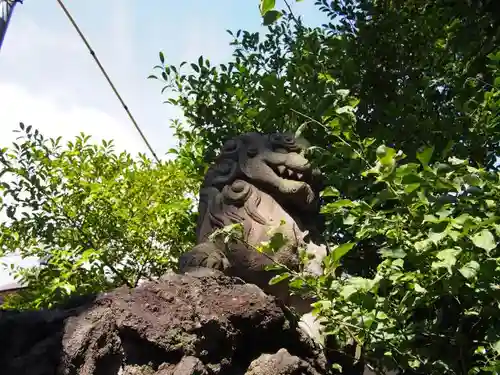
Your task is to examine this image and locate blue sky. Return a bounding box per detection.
[0,0,328,156]
[0,1,328,287]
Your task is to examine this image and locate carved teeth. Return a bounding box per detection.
[274,165,306,181]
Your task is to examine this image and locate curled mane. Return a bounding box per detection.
[204,181,267,241]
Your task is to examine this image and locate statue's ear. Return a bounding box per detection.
[295,136,311,152]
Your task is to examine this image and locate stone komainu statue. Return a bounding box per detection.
[179,132,328,313]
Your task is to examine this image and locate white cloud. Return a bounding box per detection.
[1,14,81,60]
[109,0,135,74]
[0,4,152,157]
[0,82,147,155]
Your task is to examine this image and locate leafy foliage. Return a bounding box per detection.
[152,0,499,170]
[204,96,500,372]
[150,1,500,373]
[0,124,198,309]
[0,0,498,373]
[312,139,500,374]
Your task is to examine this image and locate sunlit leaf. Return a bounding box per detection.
[269,272,291,285]
[416,145,434,167]
[459,261,480,279]
[331,242,355,263]
[471,230,496,253]
[260,0,276,15]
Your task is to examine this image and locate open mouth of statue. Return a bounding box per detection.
[270,164,309,182]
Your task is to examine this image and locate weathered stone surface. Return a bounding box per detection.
[0,273,330,375]
[179,132,328,311]
[245,348,321,375]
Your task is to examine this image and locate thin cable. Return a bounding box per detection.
[0,0,23,52]
[55,0,160,162]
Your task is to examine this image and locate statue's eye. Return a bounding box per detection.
[271,133,298,151]
[247,145,258,157]
[270,134,282,144]
[223,140,238,153]
[283,135,294,144]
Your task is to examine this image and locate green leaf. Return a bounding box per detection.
[159,51,165,64]
[336,89,350,98]
[263,10,282,25]
[310,300,332,312]
[459,261,480,279]
[379,247,406,259]
[288,278,305,290]
[190,63,200,73]
[409,359,421,369]
[340,277,377,299]
[429,229,447,245]
[492,340,500,355]
[269,272,291,285]
[432,248,461,273]
[464,173,482,187]
[494,76,500,88]
[260,0,276,15]
[331,363,342,372]
[375,145,396,166]
[414,283,427,293]
[331,242,355,263]
[340,284,358,300]
[321,186,340,197]
[324,199,355,210]
[404,182,420,193]
[343,214,356,225]
[434,162,452,175]
[470,229,496,253]
[416,145,434,167]
[488,51,500,61]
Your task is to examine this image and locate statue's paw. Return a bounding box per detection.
[296,182,315,205]
[178,242,230,273]
[183,267,226,278]
[205,251,230,270]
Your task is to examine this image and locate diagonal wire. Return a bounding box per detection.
[0,0,23,52]
[55,0,160,162]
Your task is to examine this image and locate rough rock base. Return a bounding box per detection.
[0,271,331,375]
